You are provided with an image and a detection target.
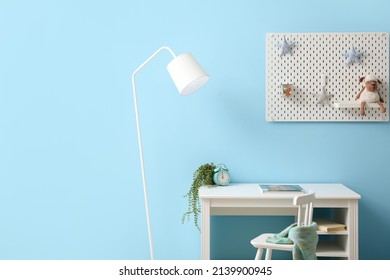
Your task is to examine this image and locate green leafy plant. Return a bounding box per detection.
[182,163,216,230]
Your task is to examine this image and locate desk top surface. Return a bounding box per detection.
[199,183,361,200]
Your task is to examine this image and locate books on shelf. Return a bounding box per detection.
[316,219,347,232]
[259,184,304,194]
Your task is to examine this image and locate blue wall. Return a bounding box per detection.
[1,0,389,260]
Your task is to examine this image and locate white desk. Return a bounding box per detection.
[199,183,361,260]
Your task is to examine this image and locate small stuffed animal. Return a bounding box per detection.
[355,75,386,116]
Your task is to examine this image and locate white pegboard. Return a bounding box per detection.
[266,32,389,121]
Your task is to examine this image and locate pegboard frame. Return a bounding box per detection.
[266,32,389,122]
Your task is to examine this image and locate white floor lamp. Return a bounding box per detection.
[131,46,209,259]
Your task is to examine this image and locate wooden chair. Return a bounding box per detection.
[250,192,316,260]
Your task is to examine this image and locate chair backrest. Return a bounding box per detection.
[293,192,315,226]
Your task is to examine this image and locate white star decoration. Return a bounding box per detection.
[315,75,333,105]
[276,37,295,57]
[344,45,364,65]
[315,85,333,104]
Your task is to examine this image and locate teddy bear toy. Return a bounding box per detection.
[355,75,386,116]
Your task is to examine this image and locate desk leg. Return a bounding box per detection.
[348,200,359,260]
[201,198,210,260]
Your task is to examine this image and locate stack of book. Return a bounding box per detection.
[315,219,347,232]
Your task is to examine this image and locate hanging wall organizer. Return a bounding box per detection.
[266,32,389,121]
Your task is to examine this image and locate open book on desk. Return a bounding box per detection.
[259,184,304,194]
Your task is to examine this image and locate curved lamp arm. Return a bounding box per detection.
[132,46,176,80]
[131,46,209,260]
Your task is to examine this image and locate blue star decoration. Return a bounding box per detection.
[276,37,295,57]
[344,45,364,65]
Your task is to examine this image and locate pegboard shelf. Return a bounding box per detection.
[333,101,382,108]
[266,32,389,122]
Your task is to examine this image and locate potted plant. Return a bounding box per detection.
[182,163,216,230]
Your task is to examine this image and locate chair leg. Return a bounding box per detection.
[265,249,273,260]
[255,248,263,260]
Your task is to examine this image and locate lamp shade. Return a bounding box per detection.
[167,52,209,95]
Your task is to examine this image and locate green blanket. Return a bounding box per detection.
[266,222,318,260]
